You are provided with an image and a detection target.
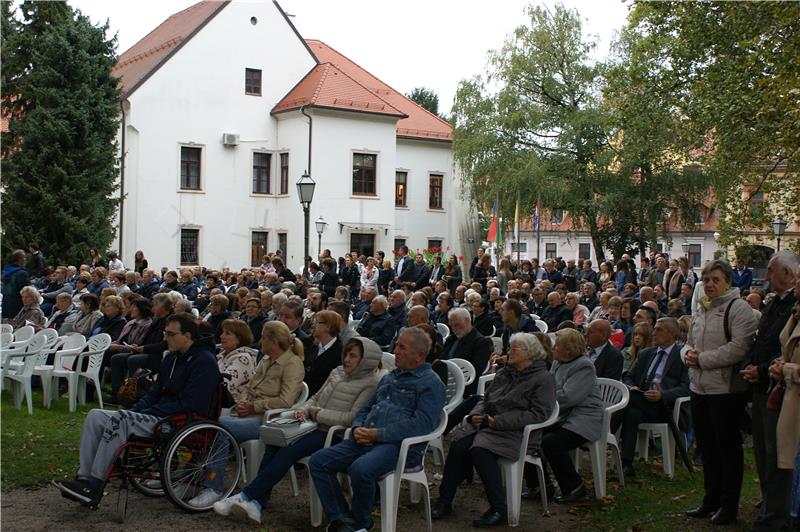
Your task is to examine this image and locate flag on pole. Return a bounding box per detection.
[534,199,541,241]
[486,197,499,242]
[514,192,520,243]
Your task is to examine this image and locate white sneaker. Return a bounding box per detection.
[187,487,221,507]
[231,497,262,524]
[213,493,243,517]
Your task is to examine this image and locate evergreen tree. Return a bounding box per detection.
[1,1,120,266]
[407,87,440,117]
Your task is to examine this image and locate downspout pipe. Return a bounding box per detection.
[118,102,126,257]
[300,106,312,174]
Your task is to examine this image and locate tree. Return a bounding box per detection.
[1,1,121,266]
[629,2,800,247]
[406,87,440,117]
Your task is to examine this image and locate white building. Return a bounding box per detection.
[112,0,469,271]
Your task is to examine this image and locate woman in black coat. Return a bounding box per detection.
[241,296,268,346]
[443,255,463,294]
[377,259,394,296]
[472,299,495,337]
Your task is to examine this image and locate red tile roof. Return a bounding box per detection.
[272,62,406,118]
[112,1,227,95]
[301,40,452,142]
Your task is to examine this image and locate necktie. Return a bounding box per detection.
[645,349,666,386]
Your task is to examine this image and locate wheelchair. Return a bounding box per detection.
[103,380,243,523]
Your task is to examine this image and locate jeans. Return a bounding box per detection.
[242,430,328,505]
[438,432,506,514]
[207,415,262,492]
[309,439,402,529]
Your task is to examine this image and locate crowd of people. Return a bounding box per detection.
[1,242,799,530]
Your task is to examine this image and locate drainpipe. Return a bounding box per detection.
[118,102,126,258]
[300,106,312,174]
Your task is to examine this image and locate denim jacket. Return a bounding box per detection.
[353,363,445,459]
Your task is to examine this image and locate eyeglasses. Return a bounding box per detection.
[163,330,182,338]
[508,346,528,353]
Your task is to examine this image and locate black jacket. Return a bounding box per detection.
[396,256,415,283]
[244,312,268,346]
[501,314,539,355]
[293,327,315,365]
[592,342,624,380]
[207,311,232,343]
[412,263,431,289]
[747,290,796,394]
[137,281,161,300]
[540,303,573,331]
[473,312,495,337]
[356,311,396,347]
[305,338,343,396]
[441,328,492,396]
[319,271,340,297]
[623,345,689,408]
[94,314,127,342]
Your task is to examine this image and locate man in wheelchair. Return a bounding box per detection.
[53,313,219,507]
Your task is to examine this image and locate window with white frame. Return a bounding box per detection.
[352,153,377,196]
[180,228,199,265]
[180,146,201,190]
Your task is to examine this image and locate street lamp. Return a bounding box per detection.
[772,217,787,252]
[296,172,316,275]
[315,216,327,258]
[681,241,690,257]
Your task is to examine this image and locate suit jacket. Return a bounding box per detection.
[540,303,573,331]
[412,263,431,288]
[396,256,415,283]
[473,312,495,337]
[428,265,444,285]
[592,342,624,380]
[305,338,343,397]
[623,345,689,408]
[293,327,315,366]
[441,328,492,396]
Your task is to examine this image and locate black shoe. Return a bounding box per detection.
[52,479,102,507]
[522,484,556,501]
[554,483,586,504]
[472,509,507,528]
[431,501,452,520]
[685,505,719,518]
[710,508,737,525]
[622,463,637,478]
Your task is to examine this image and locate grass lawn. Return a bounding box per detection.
[1,389,94,491]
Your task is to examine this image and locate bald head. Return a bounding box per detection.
[586,319,612,348]
[641,300,660,315]
[407,305,429,327]
[639,286,654,302]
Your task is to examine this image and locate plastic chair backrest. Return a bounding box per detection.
[1,323,13,334]
[13,326,34,342]
[449,357,476,386]
[477,372,496,396]
[442,359,466,412]
[381,352,395,371]
[490,325,497,337]
[59,334,88,351]
[436,323,450,339]
[86,333,112,353]
[596,377,630,437]
[294,382,310,407]
[1,332,13,348]
[519,401,560,460]
[534,320,548,333]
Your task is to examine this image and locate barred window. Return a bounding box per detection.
[245,68,262,95]
[180,228,199,265]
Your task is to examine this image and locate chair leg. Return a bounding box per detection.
[589,442,605,499]
[24,379,33,414]
[610,443,624,486]
[420,481,432,532]
[289,465,300,497]
[92,377,104,409]
[636,429,650,461]
[379,476,397,532]
[41,372,51,407]
[308,466,323,527]
[536,462,549,513]
[505,462,522,527]
[662,428,675,479]
[67,374,77,413]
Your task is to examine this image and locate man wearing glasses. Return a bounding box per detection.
[53,313,219,508]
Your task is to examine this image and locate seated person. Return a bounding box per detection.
[432,333,556,526]
[355,295,396,348]
[212,337,381,524]
[586,319,624,380]
[305,310,344,396]
[217,319,258,402]
[189,320,305,506]
[540,291,573,332]
[52,313,219,506]
[613,317,689,477]
[309,327,446,532]
[500,298,538,355]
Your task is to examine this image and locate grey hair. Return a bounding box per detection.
[465,292,482,304]
[448,307,471,324]
[56,292,73,302]
[656,317,680,337]
[398,326,432,355]
[490,287,500,296]
[509,332,547,362]
[372,295,389,311]
[174,299,193,313]
[272,292,288,305]
[20,285,43,304]
[771,250,799,277]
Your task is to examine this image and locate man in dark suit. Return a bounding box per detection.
[540,291,573,331]
[441,308,492,397]
[410,254,431,289]
[615,317,689,477]
[278,300,315,366]
[393,246,415,287]
[585,319,623,380]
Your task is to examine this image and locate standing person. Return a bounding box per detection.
[562,259,579,293]
[469,247,486,279]
[393,246,415,287]
[88,248,105,270]
[2,250,30,320]
[683,259,758,525]
[107,251,124,272]
[740,251,797,531]
[133,250,148,275]
[429,255,444,287]
[27,243,45,280]
[443,254,463,294]
[496,258,513,295]
[733,258,753,292]
[309,327,446,532]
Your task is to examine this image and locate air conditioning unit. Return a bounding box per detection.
[222,133,239,147]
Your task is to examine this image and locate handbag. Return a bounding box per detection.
[259,417,318,447]
[117,368,155,408]
[766,380,786,413]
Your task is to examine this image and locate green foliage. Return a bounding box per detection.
[1,1,121,266]
[630,2,800,246]
[406,86,440,117]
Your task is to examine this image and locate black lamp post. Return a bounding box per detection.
[315,216,327,258]
[296,172,316,275]
[681,241,690,258]
[772,217,787,252]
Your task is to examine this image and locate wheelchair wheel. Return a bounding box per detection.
[115,485,128,523]
[124,445,164,497]
[160,421,242,512]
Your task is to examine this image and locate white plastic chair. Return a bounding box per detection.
[570,378,629,499]
[240,382,310,484]
[37,335,86,408]
[0,323,13,334]
[381,352,396,372]
[0,332,12,349]
[477,372,496,396]
[636,395,690,478]
[498,402,560,525]
[348,318,361,331]
[491,337,503,354]
[2,332,48,414]
[534,320,548,333]
[428,360,465,465]
[436,323,450,340]
[377,408,448,532]
[448,358,476,388]
[490,324,497,337]
[75,334,113,409]
[50,334,104,412]
[10,325,35,347]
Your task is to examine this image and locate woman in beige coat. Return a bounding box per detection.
[774,267,800,473]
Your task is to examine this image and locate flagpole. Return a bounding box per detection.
[536,195,541,262]
[515,192,521,266]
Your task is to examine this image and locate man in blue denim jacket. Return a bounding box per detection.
[310,327,446,532]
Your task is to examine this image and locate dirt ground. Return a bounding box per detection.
[1,461,583,532]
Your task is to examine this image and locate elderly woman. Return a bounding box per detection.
[432,333,556,526]
[176,270,198,300]
[775,265,800,520]
[213,337,382,524]
[588,291,612,322]
[86,267,109,297]
[63,293,104,336]
[189,320,305,507]
[306,310,344,396]
[218,319,258,402]
[533,328,603,504]
[72,273,92,305]
[206,294,232,343]
[621,322,653,373]
[683,259,758,525]
[7,286,46,330]
[240,297,267,346]
[91,295,126,339]
[564,292,589,328]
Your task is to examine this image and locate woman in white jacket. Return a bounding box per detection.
[212,336,382,524]
[683,259,758,525]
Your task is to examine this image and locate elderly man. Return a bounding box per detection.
[442,308,492,397]
[47,292,79,332]
[585,320,623,380]
[527,286,547,317]
[741,251,797,532]
[542,259,563,285]
[352,286,376,321]
[579,281,599,312]
[540,291,573,332]
[310,327,446,532]
[53,313,219,507]
[387,290,408,330]
[614,318,689,477]
[356,295,396,348]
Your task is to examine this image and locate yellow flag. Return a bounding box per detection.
[514,193,520,243]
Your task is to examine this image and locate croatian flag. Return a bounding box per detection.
[486,198,499,242]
